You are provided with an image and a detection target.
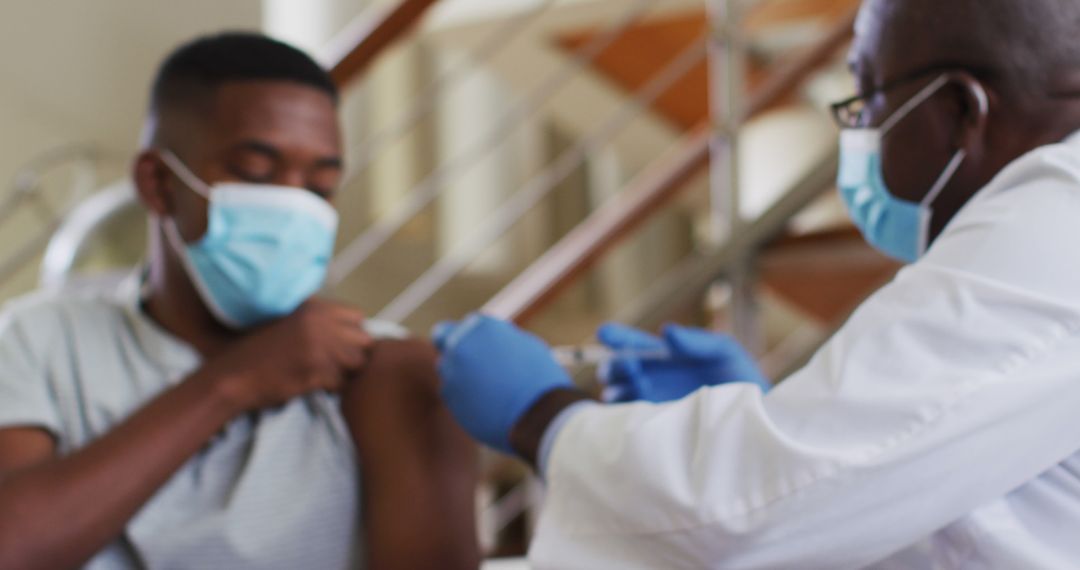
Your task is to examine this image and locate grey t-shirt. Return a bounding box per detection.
[0,282,362,569]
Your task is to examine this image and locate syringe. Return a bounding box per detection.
[421,319,672,367]
[550,345,671,368]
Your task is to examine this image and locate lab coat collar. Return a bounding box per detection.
[1062,129,1080,147]
[925,130,1080,260]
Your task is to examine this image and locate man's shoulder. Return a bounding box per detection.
[923,137,1080,307]
[0,287,130,342]
[971,137,1080,212]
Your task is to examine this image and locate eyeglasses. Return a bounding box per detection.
[830,65,987,129]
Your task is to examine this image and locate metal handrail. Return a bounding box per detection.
[0,145,104,290]
[39,182,136,289]
[483,125,710,322]
[342,0,558,183]
[376,35,709,323]
[483,9,857,324]
[0,145,100,227]
[327,0,659,286]
[617,148,840,330]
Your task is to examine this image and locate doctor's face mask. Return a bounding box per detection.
[159,150,339,329]
[834,74,989,263]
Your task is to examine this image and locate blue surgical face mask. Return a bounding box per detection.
[837,75,976,263]
[160,151,339,329]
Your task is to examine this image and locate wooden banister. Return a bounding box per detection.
[484,125,711,323]
[326,0,441,88]
[484,9,857,325]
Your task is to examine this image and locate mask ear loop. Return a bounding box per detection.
[159,150,212,199]
[155,150,233,322]
[155,149,211,268]
[916,149,966,254]
[160,209,244,329]
[879,74,952,136]
[915,80,990,254]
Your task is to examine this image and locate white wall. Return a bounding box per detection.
[0,1,263,164]
[0,1,263,300]
[263,0,368,56]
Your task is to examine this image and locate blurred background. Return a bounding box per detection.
[0,0,898,559]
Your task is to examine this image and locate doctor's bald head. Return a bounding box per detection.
[852,0,1080,97]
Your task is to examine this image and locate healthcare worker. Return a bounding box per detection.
[436,0,1080,567]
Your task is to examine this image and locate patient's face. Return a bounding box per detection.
[166,80,344,243]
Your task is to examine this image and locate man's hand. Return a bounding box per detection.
[597,323,770,403]
[0,300,374,570]
[433,314,573,454]
[207,300,373,413]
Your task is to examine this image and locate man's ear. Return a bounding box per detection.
[951,72,991,150]
[133,150,173,218]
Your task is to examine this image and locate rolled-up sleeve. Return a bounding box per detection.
[0,309,61,437]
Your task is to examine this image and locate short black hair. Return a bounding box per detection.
[150,31,338,114]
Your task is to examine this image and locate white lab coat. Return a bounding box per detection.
[531,133,1080,569]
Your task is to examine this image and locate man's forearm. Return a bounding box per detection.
[510,388,594,470]
[0,368,244,570]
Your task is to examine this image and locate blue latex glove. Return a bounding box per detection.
[597,322,770,403]
[433,314,572,454]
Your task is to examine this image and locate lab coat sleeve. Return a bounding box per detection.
[530,265,1080,569]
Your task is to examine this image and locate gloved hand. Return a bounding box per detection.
[597,322,769,403]
[433,314,572,454]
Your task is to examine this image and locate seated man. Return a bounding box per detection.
[0,33,478,570]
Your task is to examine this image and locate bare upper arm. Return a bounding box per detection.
[0,427,56,477]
